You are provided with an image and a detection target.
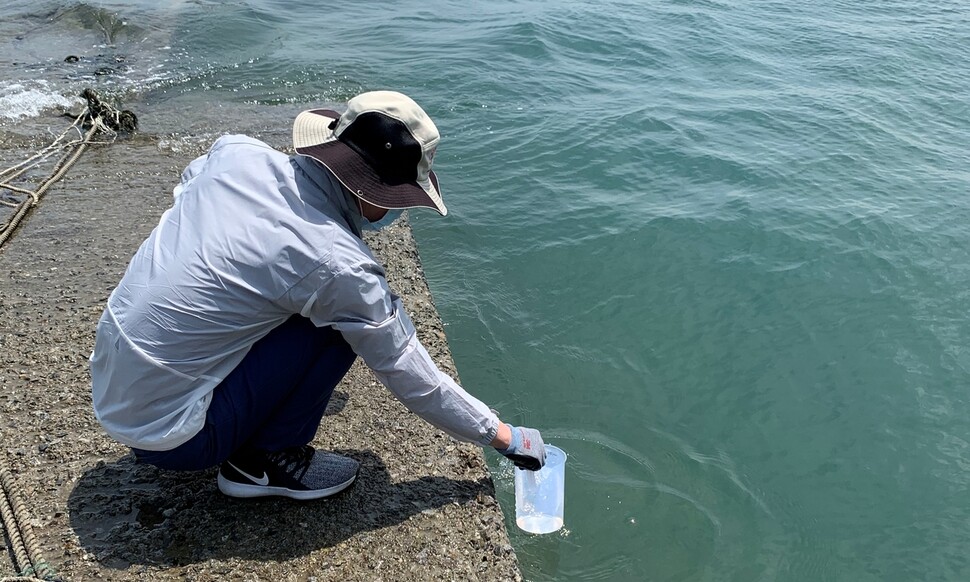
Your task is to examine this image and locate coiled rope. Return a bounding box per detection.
[0,89,137,249]
[0,468,58,581]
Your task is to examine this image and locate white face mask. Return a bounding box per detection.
[360,208,403,231]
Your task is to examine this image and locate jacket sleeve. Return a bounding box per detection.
[297,259,500,446]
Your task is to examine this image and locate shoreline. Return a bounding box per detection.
[0,117,521,580]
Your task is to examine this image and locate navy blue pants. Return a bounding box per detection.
[132,316,357,471]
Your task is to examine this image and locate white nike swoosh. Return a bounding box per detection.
[228,461,269,486]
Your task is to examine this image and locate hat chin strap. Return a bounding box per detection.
[355,194,389,222]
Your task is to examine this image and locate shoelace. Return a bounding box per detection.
[267,445,315,481]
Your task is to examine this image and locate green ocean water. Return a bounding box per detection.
[3,1,970,579]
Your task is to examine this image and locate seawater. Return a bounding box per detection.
[517,516,564,536]
[3,1,970,580]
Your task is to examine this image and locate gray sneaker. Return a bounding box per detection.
[217,445,359,500]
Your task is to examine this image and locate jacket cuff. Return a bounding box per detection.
[479,417,500,447]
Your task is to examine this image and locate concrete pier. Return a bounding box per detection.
[0,124,521,581]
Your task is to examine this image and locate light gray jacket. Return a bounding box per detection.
[90,135,498,450]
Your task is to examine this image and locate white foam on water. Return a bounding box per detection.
[0,81,81,121]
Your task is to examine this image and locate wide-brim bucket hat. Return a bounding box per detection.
[293,90,447,215]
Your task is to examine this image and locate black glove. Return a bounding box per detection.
[497,425,546,471]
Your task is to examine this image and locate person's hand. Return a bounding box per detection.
[496,425,546,471]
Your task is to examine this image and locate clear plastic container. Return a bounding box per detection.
[514,445,566,534]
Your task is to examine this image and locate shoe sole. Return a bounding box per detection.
[217,472,357,500]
